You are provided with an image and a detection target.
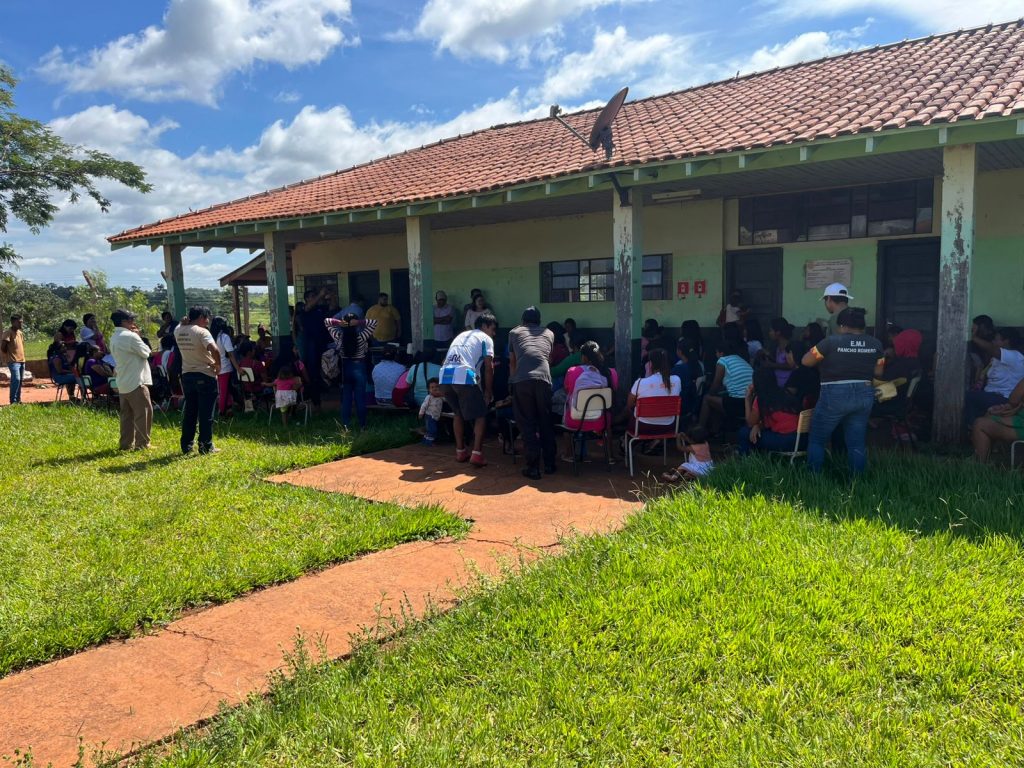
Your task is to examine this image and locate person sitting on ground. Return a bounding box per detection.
[271,364,303,426]
[47,341,78,399]
[439,312,496,467]
[83,346,114,396]
[764,318,798,387]
[801,307,885,476]
[969,314,996,388]
[744,317,764,360]
[697,340,753,433]
[418,378,444,446]
[560,341,618,463]
[625,347,681,453]
[972,378,1024,463]
[737,368,805,456]
[325,313,377,429]
[671,341,702,425]
[661,426,713,482]
[965,326,1024,425]
[371,346,407,405]
[464,293,489,331]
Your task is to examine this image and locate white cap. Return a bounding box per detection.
[821,283,853,300]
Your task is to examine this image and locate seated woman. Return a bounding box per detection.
[236,341,269,396]
[47,342,78,398]
[764,318,798,387]
[371,347,407,405]
[743,318,765,360]
[624,347,681,449]
[82,346,114,396]
[697,340,753,433]
[559,341,618,461]
[737,368,804,455]
[255,324,274,360]
[965,327,1024,425]
[972,378,1024,462]
[671,341,702,423]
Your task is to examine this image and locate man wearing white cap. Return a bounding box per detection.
[822,283,853,336]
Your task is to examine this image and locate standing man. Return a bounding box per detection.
[366,292,401,344]
[822,283,853,336]
[1,314,25,404]
[433,291,455,348]
[174,306,221,455]
[439,312,496,467]
[109,309,154,451]
[509,306,556,480]
[301,287,331,408]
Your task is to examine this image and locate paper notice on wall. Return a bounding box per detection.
[804,259,852,290]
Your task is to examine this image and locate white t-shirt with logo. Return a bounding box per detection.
[440,330,494,386]
[630,373,682,425]
[986,348,1024,397]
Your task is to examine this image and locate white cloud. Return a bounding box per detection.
[767,0,1023,31]
[735,30,855,75]
[18,257,58,267]
[38,0,354,105]
[533,26,687,104]
[274,90,302,103]
[407,0,628,63]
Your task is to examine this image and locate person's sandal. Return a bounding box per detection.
[469,450,487,467]
[456,448,471,462]
[660,469,683,483]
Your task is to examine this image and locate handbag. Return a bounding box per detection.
[391,362,419,408]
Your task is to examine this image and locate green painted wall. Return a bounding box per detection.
[973,168,1024,325]
[289,165,1024,338]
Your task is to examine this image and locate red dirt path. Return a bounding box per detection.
[0,444,643,767]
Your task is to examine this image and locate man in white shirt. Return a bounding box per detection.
[174,306,222,455]
[109,309,154,450]
[432,291,455,346]
[371,347,407,404]
[439,312,496,467]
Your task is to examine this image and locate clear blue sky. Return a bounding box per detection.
[2,0,1020,288]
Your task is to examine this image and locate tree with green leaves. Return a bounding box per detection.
[0,66,152,268]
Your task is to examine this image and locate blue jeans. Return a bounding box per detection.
[181,373,218,453]
[53,373,77,399]
[341,359,368,428]
[424,414,439,442]
[7,363,24,403]
[808,382,875,474]
[737,425,806,455]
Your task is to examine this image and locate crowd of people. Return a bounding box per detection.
[1,279,1021,474]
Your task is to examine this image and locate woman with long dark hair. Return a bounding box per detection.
[209,316,240,416]
[625,347,681,437]
[325,312,377,429]
[801,307,885,475]
[560,341,619,462]
[679,320,704,364]
[737,368,804,455]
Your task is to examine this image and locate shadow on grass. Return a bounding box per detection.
[701,450,1024,541]
[31,447,121,467]
[99,452,188,474]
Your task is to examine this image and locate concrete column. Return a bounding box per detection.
[231,285,242,334]
[241,286,251,336]
[264,232,292,356]
[933,143,976,444]
[406,216,433,353]
[162,245,186,319]
[613,190,643,390]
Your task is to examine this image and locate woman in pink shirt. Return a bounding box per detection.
[560,341,618,461]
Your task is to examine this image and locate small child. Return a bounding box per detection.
[272,365,302,426]
[418,378,444,445]
[662,425,713,482]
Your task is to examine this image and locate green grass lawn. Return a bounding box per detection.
[138,453,1024,767]
[0,405,466,677]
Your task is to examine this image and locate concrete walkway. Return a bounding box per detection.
[0,444,643,767]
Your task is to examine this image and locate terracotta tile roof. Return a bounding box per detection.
[110,20,1024,243]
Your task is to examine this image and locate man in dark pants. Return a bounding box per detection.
[509,306,556,480]
[301,287,331,407]
[174,306,221,455]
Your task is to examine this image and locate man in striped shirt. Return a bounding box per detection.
[439,312,497,467]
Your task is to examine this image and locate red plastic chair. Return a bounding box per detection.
[626,395,681,477]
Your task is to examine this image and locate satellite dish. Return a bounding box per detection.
[549,86,629,161]
[588,86,628,158]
